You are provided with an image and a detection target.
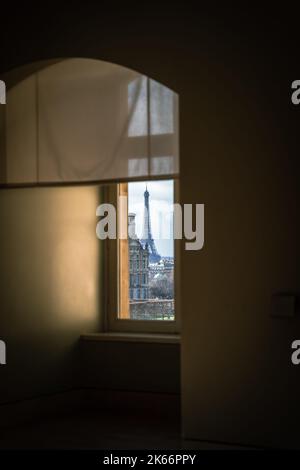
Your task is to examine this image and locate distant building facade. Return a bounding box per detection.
[128,213,149,300]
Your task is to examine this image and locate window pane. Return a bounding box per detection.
[125,180,175,321]
[150,79,174,135]
[128,77,147,137]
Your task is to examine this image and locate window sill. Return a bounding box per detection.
[81,332,181,344]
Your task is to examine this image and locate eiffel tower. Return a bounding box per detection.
[141,186,161,263]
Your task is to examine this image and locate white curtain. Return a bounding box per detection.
[0,58,179,185]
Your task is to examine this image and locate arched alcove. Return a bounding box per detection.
[0,57,181,420]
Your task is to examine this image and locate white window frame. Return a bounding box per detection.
[104,178,181,334]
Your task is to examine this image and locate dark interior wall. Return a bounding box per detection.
[0,7,300,448]
[180,54,300,448]
[0,186,101,404]
[80,340,180,395]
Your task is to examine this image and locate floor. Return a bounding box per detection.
[0,409,249,450]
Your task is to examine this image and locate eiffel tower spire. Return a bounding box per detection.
[141,186,161,263]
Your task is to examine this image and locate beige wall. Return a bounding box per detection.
[0,185,101,403]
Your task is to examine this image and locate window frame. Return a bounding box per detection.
[105,178,181,334]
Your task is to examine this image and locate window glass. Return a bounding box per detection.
[125,180,175,321]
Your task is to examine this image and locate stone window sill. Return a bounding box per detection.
[81,332,181,344]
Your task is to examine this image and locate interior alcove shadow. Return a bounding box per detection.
[0,56,182,449]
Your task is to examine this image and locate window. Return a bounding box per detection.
[106,179,180,333]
